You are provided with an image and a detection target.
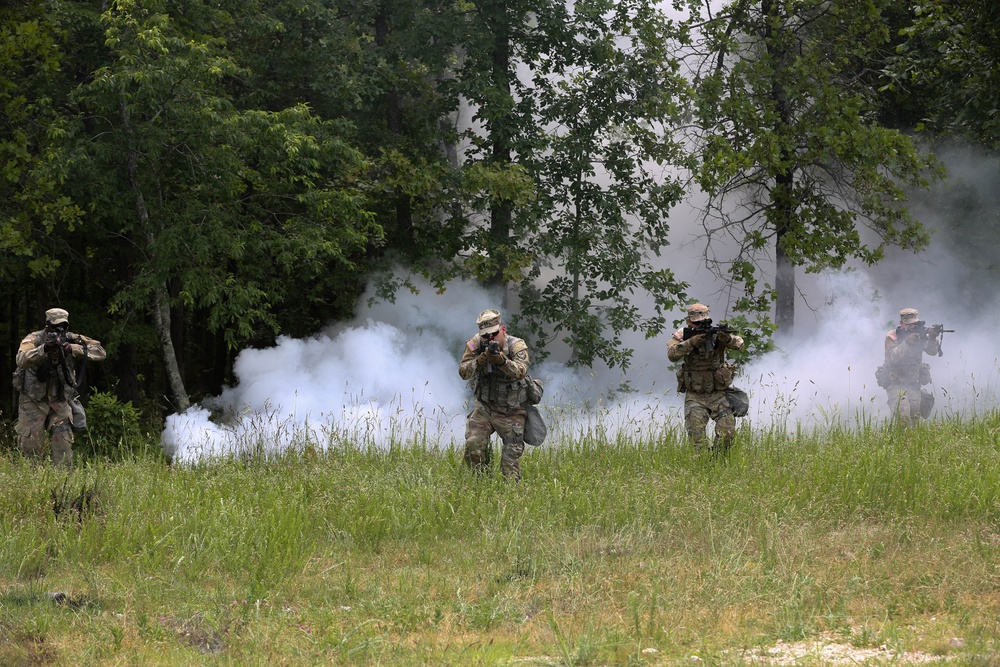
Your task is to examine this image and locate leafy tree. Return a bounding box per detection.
[52,0,379,410]
[888,0,1000,149]
[685,0,940,336]
[511,0,692,368]
[418,0,693,367]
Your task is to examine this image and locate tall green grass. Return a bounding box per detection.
[3,414,1000,665]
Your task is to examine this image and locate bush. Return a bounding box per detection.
[77,390,158,461]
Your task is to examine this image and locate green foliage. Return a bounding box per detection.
[3,417,1000,663]
[888,0,1000,148]
[77,390,150,461]
[687,0,941,332]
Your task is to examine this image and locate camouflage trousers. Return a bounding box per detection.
[683,390,736,454]
[16,396,75,467]
[886,384,922,427]
[464,400,526,480]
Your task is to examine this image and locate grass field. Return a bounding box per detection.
[3,413,1000,666]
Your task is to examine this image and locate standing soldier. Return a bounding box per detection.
[883,307,940,426]
[457,309,531,480]
[667,303,744,454]
[13,308,106,466]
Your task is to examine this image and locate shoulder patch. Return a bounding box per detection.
[21,335,34,344]
[467,339,479,352]
[515,349,528,361]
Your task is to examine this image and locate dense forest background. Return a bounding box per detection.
[2,0,997,421]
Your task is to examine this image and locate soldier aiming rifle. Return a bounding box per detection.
[14,308,106,466]
[683,318,737,355]
[894,321,955,357]
[880,307,953,427]
[668,303,746,455]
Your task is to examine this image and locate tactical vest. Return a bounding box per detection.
[14,331,81,402]
[473,335,530,409]
[677,336,734,394]
[886,339,928,387]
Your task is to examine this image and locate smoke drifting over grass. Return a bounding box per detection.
[162,150,1000,462]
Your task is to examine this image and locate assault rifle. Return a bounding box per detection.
[895,320,955,357]
[682,319,736,355]
[41,330,86,387]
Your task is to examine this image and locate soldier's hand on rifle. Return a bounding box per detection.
[904,332,923,346]
[716,331,732,344]
[486,349,506,366]
[62,342,73,356]
[43,340,60,353]
[685,333,706,350]
[476,351,491,367]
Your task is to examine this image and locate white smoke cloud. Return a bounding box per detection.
[162,145,1000,462]
[161,274,685,462]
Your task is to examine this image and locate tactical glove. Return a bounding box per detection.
[43,340,60,353]
[686,333,706,350]
[904,333,923,346]
[716,331,732,344]
[476,352,491,367]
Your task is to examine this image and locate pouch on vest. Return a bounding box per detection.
[523,404,547,446]
[919,363,932,386]
[875,364,891,388]
[12,367,25,394]
[685,370,714,393]
[525,376,544,405]
[713,364,735,389]
[675,368,686,393]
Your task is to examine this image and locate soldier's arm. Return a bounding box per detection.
[458,338,480,380]
[498,340,528,380]
[666,335,689,362]
[725,333,744,350]
[69,335,107,361]
[15,335,45,369]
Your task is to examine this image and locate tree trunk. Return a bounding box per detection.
[152,286,190,412]
[774,225,795,335]
[121,99,190,412]
[485,0,512,308]
[764,0,795,336]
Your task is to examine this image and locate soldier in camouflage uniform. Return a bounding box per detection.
[458,309,531,480]
[667,303,744,454]
[14,308,106,466]
[883,307,940,427]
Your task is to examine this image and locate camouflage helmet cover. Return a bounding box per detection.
[686,303,711,323]
[45,308,69,325]
[477,309,502,335]
[899,308,920,324]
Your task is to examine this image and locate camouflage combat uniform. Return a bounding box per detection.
[666,304,744,453]
[883,308,939,427]
[14,309,106,466]
[458,315,531,480]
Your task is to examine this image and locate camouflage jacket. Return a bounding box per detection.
[14,329,107,402]
[458,333,530,409]
[667,328,744,394]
